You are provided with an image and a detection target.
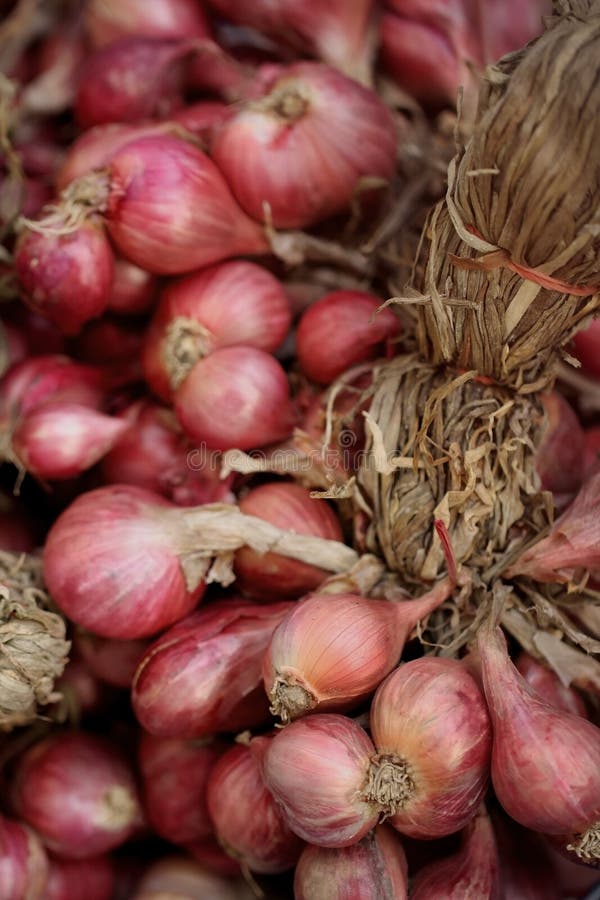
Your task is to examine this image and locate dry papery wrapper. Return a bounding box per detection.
[0,550,69,730]
[413,7,600,389]
[356,354,551,592]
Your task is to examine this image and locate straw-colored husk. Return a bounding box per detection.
[413,8,600,387]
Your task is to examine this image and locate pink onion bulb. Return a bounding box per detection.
[131,856,254,900]
[74,631,150,689]
[15,219,114,335]
[256,713,379,847]
[85,0,211,48]
[0,355,105,425]
[264,584,451,721]
[0,813,49,900]
[234,482,343,600]
[210,62,397,229]
[206,741,304,873]
[45,855,116,900]
[43,485,207,639]
[143,260,291,400]
[294,825,408,900]
[132,597,293,737]
[11,732,143,859]
[537,392,584,498]
[478,623,600,862]
[296,290,400,384]
[515,651,587,718]
[139,733,225,845]
[107,257,157,316]
[368,657,492,839]
[173,346,296,450]
[411,808,500,899]
[104,135,269,275]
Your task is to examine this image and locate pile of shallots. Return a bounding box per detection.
[0,0,599,898]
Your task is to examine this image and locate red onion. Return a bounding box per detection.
[143,260,291,400]
[234,482,342,599]
[256,713,378,847]
[74,37,193,128]
[537,391,584,497]
[139,733,224,845]
[206,741,304,873]
[73,318,144,371]
[0,304,65,361]
[294,825,408,900]
[380,1,480,108]
[0,814,49,900]
[100,400,234,506]
[573,319,600,380]
[43,485,208,639]
[74,631,150,689]
[210,62,397,229]
[205,0,377,84]
[368,657,491,839]
[55,122,181,190]
[493,814,561,900]
[45,855,116,900]
[11,402,127,480]
[174,346,296,450]
[107,257,157,317]
[132,856,254,900]
[15,219,114,335]
[85,0,211,48]
[296,290,400,384]
[11,732,143,859]
[584,426,600,476]
[0,355,105,424]
[131,597,292,737]
[515,651,588,718]
[19,22,84,117]
[478,622,600,862]
[411,808,500,899]
[264,583,453,721]
[104,135,269,274]
[170,101,232,139]
[506,469,600,582]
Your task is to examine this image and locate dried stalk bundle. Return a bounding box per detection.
[356,354,551,587]
[0,551,69,730]
[414,9,600,388]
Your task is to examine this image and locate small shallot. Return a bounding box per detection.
[143,260,291,399]
[515,651,587,718]
[234,482,342,600]
[478,622,600,862]
[294,825,408,900]
[206,741,304,873]
[132,856,254,900]
[0,814,48,900]
[537,392,584,498]
[367,657,491,839]
[132,598,293,737]
[264,582,452,721]
[411,808,500,900]
[85,0,211,47]
[210,62,397,229]
[45,855,116,900]
[11,732,143,859]
[256,713,379,847]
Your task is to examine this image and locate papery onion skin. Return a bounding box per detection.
[132,598,293,738]
[0,814,49,900]
[515,652,588,719]
[294,825,408,900]
[174,346,296,450]
[85,0,211,48]
[74,37,190,128]
[210,62,397,229]
[368,657,492,839]
[296,290,400,384]
[15,220,114,336]
[206,742,304,873]
[11,732,143,859]
[45,855,116,900]
[12,403,128,480]
[263,587,450,721]
[143,260,291,400]
[139,733,224,845]
[43,485,206,640]
[235,482,343,600]
[479,624,600,839]
[411,808,501,900]
[256,713,379,848]
[105,135,269,275]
